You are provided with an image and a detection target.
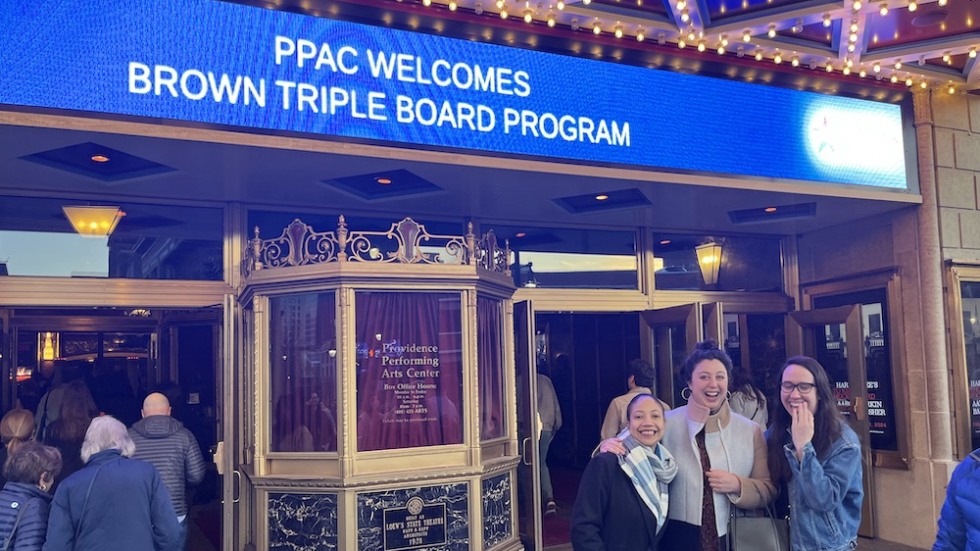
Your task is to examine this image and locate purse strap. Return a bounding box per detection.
[73,458,120,543]
[2,498,31,551]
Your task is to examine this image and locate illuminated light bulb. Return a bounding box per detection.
[422,0,431,6]
[852,0,862,10]
[678,39,687,48]
[496,0,504,8]
[593,21,601,34]
[943,52,952,63]
[823,13,832,26]
[849,32,858,42]
[850,21,859,32]
[826,63,834,72]
[614,26,624,38]
[721,35,729,46]
[895,60,902,69]
[768,24,776,37]
[859,68,867,77]
[847,43,855,52]
[500,8,508,18]
[688,30,696,41]
[636,30,645,41]
[743,30,752,42]
[698,40,706,51]
[556,0,564,8]
[971,48,978,58]
[879,3,888,15]
[547,13,555,25]
[873,62,881,72]
[791,56,799,66]
[448,0,457,9]
[948,83,956,94]
[920,81,928,89]
[907,0,916,11]
[524,9,533,22]
[842,66,850,74]
[676,0,687,9]
[755,50,764,61]
[582,0,590,4]
[773,52,782,63]
[846,58,854,67]
[890,74,899,83]
[717,45,726,54]
[681,8,690,22]
[905,77,914,86]
[938,0,946,6]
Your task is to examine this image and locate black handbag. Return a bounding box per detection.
[727,503,790,551]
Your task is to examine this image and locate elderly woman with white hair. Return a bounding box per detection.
[42,416,181,551]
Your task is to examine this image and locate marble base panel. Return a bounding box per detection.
[358,483,469,551]
[482,473,512,549]
[269,492,339,551]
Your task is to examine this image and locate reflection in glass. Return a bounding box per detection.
[0,196,223,280]
[814,288,897,451]
[485,225,637,289]
[653,325,688,407]
[653,234,782,292]
[269,292,338,452]
[960,281,980,451]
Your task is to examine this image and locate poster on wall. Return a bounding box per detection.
[355,291,463,451]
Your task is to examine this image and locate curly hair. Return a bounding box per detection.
[680,339,734,384]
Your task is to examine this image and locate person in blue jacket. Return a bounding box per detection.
[42,416,182,551]
[765,356,863,551]
[0,441,62,551]
[933,447,980,550]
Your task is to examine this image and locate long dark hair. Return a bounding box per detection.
[766,356,845,484]
[731,366,765,404]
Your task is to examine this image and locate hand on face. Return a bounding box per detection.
[791,400,815,460]
[705,469,742,495]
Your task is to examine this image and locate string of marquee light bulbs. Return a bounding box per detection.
[404,0,969,95]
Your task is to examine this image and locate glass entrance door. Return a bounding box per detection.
[788,305,877,537]
[641,303,715,407]
[514,300,542,550]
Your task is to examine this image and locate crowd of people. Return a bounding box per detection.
[0,369,206,551]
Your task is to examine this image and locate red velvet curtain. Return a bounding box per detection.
[355,291,462,451]
[477,296,504,440]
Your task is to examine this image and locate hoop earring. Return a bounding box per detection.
[681,387,692,401]
[726,391,732,401]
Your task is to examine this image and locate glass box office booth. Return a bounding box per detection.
[239,217,522,551]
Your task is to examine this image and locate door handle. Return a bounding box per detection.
[851,396,866,422]
[233,470,241,504]
[521,437,533,466]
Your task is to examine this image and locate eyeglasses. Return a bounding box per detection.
[780,381,815,394]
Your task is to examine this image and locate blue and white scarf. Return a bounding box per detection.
[618,434,677,532]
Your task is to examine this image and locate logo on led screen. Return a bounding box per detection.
[806,107,905,186]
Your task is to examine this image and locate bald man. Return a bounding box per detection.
[129,392,206,550]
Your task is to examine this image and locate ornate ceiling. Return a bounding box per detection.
[254,0,980,96]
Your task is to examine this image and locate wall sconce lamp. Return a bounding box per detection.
[695,241,723,287]
[62,206,126,237]
[41,331,58,361]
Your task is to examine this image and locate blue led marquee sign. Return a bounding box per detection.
[0,0,910,189]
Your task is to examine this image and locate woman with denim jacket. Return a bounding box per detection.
[766,356,864,551]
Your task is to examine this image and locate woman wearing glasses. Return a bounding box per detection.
[766,356,863,551]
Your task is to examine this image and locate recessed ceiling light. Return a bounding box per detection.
[515,232,527,238]
[660,239,671,245]
[595,194,609,201]
[375,176,392,185]
[764,206,778,213]
[90,154,110,163]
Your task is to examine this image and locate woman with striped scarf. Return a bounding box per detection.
[571,394,677,551]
